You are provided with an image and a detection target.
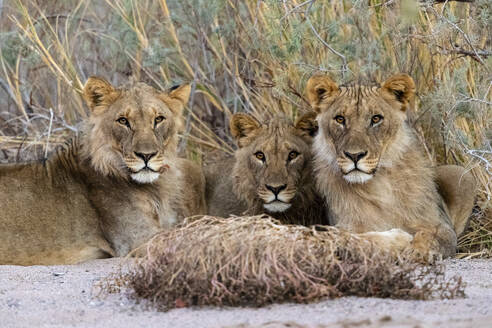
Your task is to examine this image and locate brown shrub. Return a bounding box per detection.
[104,216,464,310]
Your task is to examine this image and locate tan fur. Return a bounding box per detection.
[306,73,476,258]
[435,165,476,236]
[205,113,327,225]
[0,78,206,265]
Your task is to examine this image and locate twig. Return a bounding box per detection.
[457,93,492,106]
[0,77,19,106]
[426,4,487,66]
[0,75,33,117]
[44,108,53,160]
[370,0,396,7]
[280,0,315,21]
[439,47,492,63]
[431,0,474,3]
[305,1,348,78]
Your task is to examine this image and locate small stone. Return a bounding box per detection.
[380,315,392,322]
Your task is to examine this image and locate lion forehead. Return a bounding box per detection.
[327,86,390,112]
[321,85,403,129]
[249,131,307,158]
[113,87,170,115]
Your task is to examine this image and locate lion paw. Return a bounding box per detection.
[409,231,442,263]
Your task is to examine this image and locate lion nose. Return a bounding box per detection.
[135,152,157,164]
[265,184,287,196]
[344,151,367,164]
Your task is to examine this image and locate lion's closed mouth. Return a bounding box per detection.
[344,167,377,176]
[130,166,159,174]
[344,168,369,175]
[263,200,292,213]
[266,199,288,205]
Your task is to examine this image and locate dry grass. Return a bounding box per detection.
[0,0,490,254]
[101,216,465,310]
[458,207,492,257]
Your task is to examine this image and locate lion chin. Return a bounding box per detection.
[343,170,373,184]
[263,201,292,213]
[131,170,160,184]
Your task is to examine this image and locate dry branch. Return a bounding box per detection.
[432,0,475,3]
[439,48,492,62]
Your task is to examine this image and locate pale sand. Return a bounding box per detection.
[0,258,491,328]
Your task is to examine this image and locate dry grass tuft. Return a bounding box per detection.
[102,216,465,310]
[458,207,492,258]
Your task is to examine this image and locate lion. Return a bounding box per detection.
[305,73,476,258]
[204,113,327,225]
[0,77,206,265]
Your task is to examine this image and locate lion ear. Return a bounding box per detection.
[169,84,191,108]
[83,77,120,113]
[229,113,261,148]
[381,73,415,111]
[159,84,191,116]
[294,111,318,141]
[306,75,339,112]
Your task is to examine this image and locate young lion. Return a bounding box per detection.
[0,77,206,265]
[205,113,327,225]
[306,73,475,258]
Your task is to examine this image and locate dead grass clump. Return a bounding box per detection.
[104,216,464,310]
[458,207,492,258]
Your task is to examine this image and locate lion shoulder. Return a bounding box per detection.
[204,155,246,217]
[175,157,207,217]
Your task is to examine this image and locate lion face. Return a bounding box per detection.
[83,77,190,183]
[230,113,317,213]
[306,74,416,184]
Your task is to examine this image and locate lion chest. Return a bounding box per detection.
[131,189,177,228]
[157,201,178,228]
[328,176,407,232]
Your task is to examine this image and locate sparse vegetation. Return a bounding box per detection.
[0,1,490,255]
[101,216,465,309]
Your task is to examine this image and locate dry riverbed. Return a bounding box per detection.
[0,258,491,328]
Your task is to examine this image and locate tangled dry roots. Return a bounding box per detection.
[105,216,464,310]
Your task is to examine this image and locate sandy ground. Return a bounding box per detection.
[0,259,491,328]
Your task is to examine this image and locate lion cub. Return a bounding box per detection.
[306,73,476,258]
[205,113,327,225]
[0,78,206,265]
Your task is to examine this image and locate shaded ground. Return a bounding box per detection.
[0,259,491,328]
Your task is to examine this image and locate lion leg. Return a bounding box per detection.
[409,221,458,261]
[68,246,114,264]
[357,229,413,254]
[3,244,114,266]
[435,165,476,236]
[358,226,457,262]
[59,240,115,264]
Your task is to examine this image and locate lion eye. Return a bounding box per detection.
[117,117,129,127]
[155,116,165,124]
[288,151,299,161]
[334,115,345,125]
[371,115,384,125]
[255,151,266,162]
